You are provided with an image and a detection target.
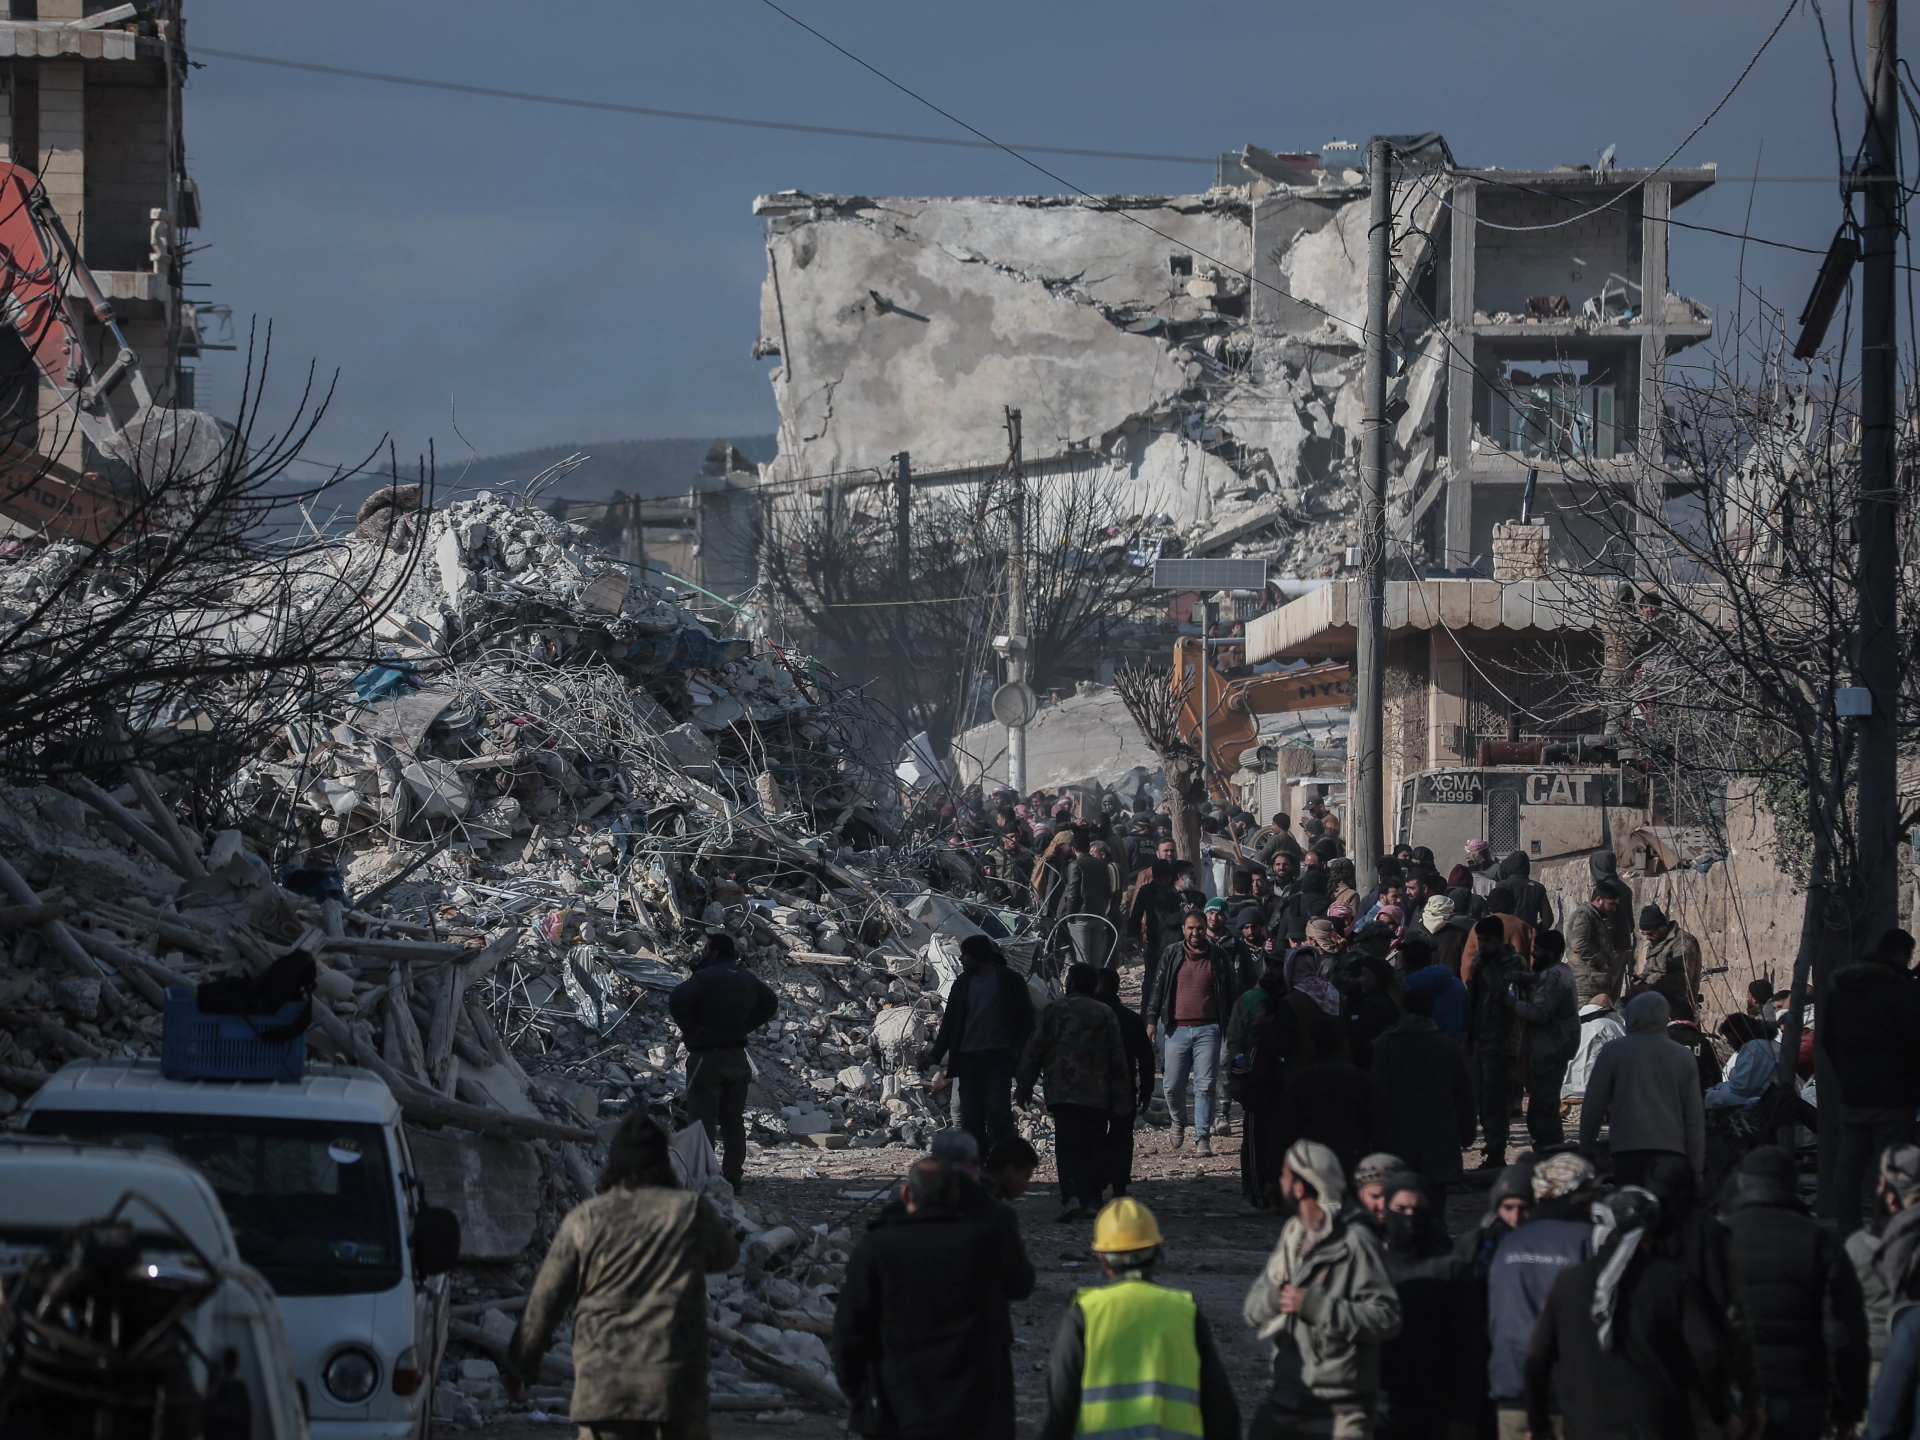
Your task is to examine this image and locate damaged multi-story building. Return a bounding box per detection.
[750,139,1718,586]
[0,1,203,476]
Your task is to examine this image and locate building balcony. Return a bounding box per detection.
[0,19,165,61]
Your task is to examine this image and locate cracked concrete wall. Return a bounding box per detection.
[757,193,1248,477]
[753,181,1452,577]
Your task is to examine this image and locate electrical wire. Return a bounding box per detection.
[191,47,1216,166]
[752,0,1389,342]
[1432,0,1799,235]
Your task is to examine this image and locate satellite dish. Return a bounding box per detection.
[990,682,1039,728]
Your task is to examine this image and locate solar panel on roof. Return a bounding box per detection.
[1150,558,1269,591]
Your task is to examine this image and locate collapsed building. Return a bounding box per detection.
[751,140,1719,582]
[0,481,1067,1424]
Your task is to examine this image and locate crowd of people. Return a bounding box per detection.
[503,782,1920,1440]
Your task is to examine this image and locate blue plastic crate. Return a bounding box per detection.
[161,987,308,1082]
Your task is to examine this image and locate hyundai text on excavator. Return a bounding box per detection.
[0,160,218,544]
[1172,633,1351,783]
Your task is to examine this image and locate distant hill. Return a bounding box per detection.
[445,435,780,504]
[270,434,781,533]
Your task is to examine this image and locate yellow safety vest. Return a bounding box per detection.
[1074,1276,1205,1439]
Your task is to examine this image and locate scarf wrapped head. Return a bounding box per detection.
[1589,1186,1660,1351]
[1286,943,1342,1015]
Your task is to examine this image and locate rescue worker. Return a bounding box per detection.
[508,1113,740,1437]
[1040,1197,1240,1440]
[666,932,778,1191]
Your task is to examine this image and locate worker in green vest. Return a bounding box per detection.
[1040,1196,1241,1440]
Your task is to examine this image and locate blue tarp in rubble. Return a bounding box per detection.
[620,630,752,669]
[352,662,420,702]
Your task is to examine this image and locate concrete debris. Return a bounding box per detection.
[0,484,1071,1425]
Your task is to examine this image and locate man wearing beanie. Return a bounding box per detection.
[1244,1139,1401,1438]
[668,931,779,1191]
[1485,1153,1597,1436]
[1636,903,1703,1021]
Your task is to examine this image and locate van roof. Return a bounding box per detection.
[0,1137,239,1261]
[26,1058,400,1126]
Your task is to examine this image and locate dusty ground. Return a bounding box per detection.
[477,1118,1498,1439]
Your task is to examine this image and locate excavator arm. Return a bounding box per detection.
[1173,635,1352,782]
[0,161,164,541]
[0,160,151,456]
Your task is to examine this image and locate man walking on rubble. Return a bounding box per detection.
[1147,909,1237,1158]
[924,934,1035,1154]
[1041,1197,1240,1440]
[667,932,778,1192]
[1096,966,1155,1201]
[1018,963,1134,1221]
[509,1113,739,1439]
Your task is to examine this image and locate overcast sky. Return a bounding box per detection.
[185,0,1844,471]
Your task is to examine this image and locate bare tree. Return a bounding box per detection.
[1516,294,1919,1207]
[1111,660,1201,862]
[758,460,1156,752]
[0,329,431,817]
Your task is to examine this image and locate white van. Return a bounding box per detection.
[0,1137,309,1440]
[21,1059,460,1440]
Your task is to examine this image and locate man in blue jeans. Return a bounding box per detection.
[924,935,1035,1153]
[1143,910,1236,1158]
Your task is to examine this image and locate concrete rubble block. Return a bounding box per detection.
[452,1057,541,1118]
[50,977,101,1020]
[400,758,470,820]
[457,1358,499,1384]
[780,1106,834,1136]
[577,571,629,614]
[869,1007,925,1066]
[834,1063,876,1096]
[746,1226,801,1264]
[691,693,746,733]
[656,723,720,775]
[478,1308,518,1350]
[406,1127,543,1260]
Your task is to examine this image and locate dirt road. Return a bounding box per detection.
[478,1121,1495,1439]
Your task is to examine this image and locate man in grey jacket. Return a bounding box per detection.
[1576,990,1705,1185]
[1244,1139,1402,1438]
[1510,930,1579,1147]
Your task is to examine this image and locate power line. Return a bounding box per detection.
[191,47,1216,166]
[1440,0,1800,233]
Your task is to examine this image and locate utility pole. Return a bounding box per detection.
[1005,408,1029,795]
[1351,135,1392,895]
[893,451,912,596]
[1857,0,1901,949]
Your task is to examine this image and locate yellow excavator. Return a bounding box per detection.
[1172,635,1351,785]
[0,160,224,543]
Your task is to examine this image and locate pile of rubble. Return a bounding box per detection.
[0,485,1059,1424]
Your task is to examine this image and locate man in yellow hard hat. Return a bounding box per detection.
[1039,1197,1240,1440]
